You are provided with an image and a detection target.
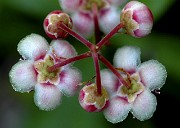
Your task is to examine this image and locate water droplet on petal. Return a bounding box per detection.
[133,116,136,119]
[154,89,160,94]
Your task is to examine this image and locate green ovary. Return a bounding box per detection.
[121,79,143,96]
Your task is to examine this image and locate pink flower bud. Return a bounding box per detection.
[43,10,73,39]
[79,83,109,112]
[120,1,153,38]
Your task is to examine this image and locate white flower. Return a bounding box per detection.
[101,46,167,123]
[9,33,81,111]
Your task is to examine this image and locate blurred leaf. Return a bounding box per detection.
[22,96,107,128]
[139,0,175,21]
[3,0,60,19]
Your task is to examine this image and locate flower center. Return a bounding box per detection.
[34,56,60,84]
[82,0,106,10]
[84,84,109,109]
[119,74,144,103]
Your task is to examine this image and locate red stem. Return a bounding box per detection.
[92,53,102,95]
[92,3,101,44]
[98,54,129,88]
[58,23,94,49]
[48,52,91,72]
[97,23,124,50]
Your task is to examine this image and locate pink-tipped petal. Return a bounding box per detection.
[59,0,82,13]
[34,83,62,111]
[9,60,36,93]
[131,89,157,121]
[100,69,119,94]
[138,60,167,91]
[18,34,49,60]
[113,46,141,73]
[133,6,153,26]
[50,39,77,59]
[133,6,153,37]
[57,67,81,96]
[124,1,145,11]
[104,97,131,123]
[72,12,94,38]
[99,7,120,34]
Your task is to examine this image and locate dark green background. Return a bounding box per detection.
[0,0,179,128]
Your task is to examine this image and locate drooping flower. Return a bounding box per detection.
[59,0,127,37]
[101,46,167,123]
[120,1,153,37]
[79,83,109,112]
[43,10,73,39]
[9,33,81,111]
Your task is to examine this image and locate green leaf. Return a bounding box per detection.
[3,0,60,19]
[139,0,176,21]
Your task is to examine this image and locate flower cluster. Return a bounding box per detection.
[9,0,167,123]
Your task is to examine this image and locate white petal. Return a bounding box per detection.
[72,12,94,38]
[18,33,49,60]
[138,60,167,90]
[131,89,157,121]
[34,83,62,111]
[50,39,77,59]
[113,46,141,73]
[99,7,120,34]
[9,60,36,93]
[59,0,82,13]
[104,97,131,123]
[57,67,82,96]
[100,69,119,94]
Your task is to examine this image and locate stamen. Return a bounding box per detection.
[78,75,96,86]
[115,68,131,83]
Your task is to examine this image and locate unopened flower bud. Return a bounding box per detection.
[79,83,109,112]
[43,10,73,39]
[120,1,153,38]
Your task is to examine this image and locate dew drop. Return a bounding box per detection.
[154,89,160,94]
[133,116,136,119]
